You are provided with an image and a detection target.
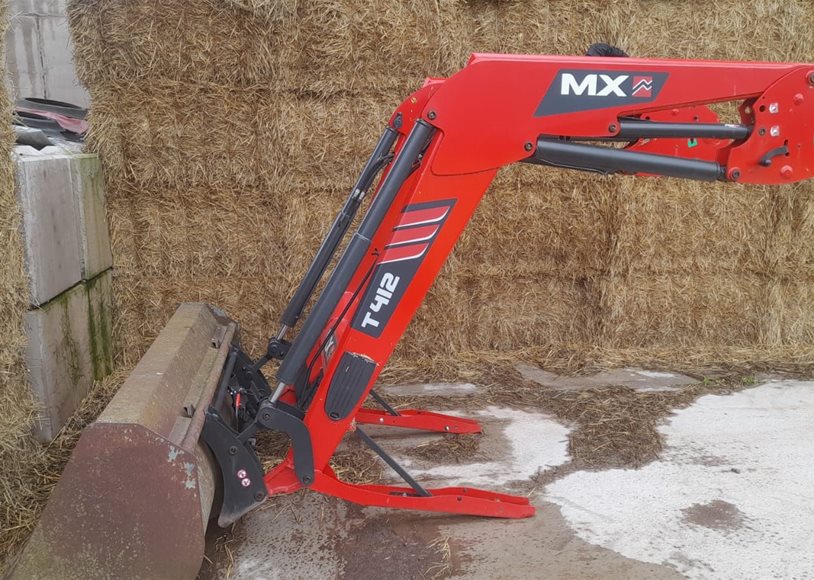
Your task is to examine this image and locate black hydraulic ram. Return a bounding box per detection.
[616,118,752,141]
[525,138,727,181]
[280,127,399,330]
[274,120,436,393]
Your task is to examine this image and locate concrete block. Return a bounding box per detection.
[4,14,45,99]
[25,282,93,441]
[5,2,90,106]
[16,154,83,306]
[87,270,114,380]
[9,0,68,17]
[38,14,89,106]
[71,155,113,279]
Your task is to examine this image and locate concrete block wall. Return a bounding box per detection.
[5,0,89,107]
[16,154,81,306]
[72,154,113,279]
[16,148,113,441]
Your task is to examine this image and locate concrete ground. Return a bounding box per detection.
[201,371,814,579]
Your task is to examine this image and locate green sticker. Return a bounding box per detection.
[688,138,698,148]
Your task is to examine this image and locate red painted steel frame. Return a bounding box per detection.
[355,408,482,434]
[265,54,814,517]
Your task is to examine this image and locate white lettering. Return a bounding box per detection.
[370,293,387,312]
[361,311,380,328]
[561,73,596,96]
[560,73,629,97]
[597,74,627,96]
[382,273,400,292]
[360,274,403,330]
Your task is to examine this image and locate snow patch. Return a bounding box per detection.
[546,381,814,579]
[395,406,570,488]
[631,369,678,379]
[383,382,479,397]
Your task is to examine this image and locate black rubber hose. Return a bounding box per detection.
[585,43,629,57]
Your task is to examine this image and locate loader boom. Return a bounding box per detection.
[201,53,814,521]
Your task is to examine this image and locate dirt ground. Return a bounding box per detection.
[196,364,813,579]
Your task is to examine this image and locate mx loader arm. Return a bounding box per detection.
[200,53,814,523]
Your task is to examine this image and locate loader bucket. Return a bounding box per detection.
[12,303,236,580]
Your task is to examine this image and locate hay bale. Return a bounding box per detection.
[67,0,814,374]
[610,178,774,276]
[87,85,401,193]
[70,0,290,87]
[764,185,814,275]
[69,0,464,95]
[460,166,618,276]
[601,272,767,347]
[611,0,814,61]
[106,187,292,359]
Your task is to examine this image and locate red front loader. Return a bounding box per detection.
[15,50,814,578]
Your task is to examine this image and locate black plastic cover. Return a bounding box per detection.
[324,352,377,421]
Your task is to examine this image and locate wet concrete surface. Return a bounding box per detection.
[212,401,678,579]
[545,379,814,579]
[202,375,814,579]
[226,492,680,580]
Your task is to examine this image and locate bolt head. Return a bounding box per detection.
[254,491,265,502]
[228,446,238,456]
[524,142,533,151]
[770,125,781,137]
[793,93,805,105]
[781,165,794,178]
[808,72,814,86]
[241,478,251,487]
[237,469,247,479]
[728,168,741,181]
[769,102,779,114]
[608,123,618,133]
[427,110,437,120]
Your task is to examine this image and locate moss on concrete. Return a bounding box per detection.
[86,272,113,380]
[56,291,83,388]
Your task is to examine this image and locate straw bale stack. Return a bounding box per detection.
[0,3,57,564]
[67,0,814,368]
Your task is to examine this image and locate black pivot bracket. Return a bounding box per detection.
[201,410,268,527]
[256,400,315,486]
[265,336,291,361]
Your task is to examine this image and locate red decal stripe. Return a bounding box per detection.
[386,224,439,248]
[395,206,450,229]
[379,243,429,264]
